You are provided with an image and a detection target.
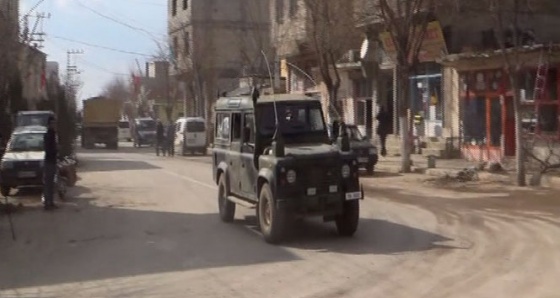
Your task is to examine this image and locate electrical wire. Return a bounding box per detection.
[50,35,153,57]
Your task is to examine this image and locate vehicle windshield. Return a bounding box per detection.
[347,126,365,141]
[258,103,326,136]
[17,114,52,127]
[118,121,130,129]
[186,121,205,132]
[137,120,156,131]
[8,133,44,152]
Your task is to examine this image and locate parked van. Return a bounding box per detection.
[175,117,207,155]
[118,120,132,141]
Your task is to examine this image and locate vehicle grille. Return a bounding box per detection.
[299,161,339,194]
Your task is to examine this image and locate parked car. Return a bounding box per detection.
[118,120,132,142]
[133,118,157,147]
[174,117,207,155]
[0,126,48,197]
[328,124,378,175]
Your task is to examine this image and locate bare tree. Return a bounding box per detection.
[367,0,437,173]
[0,8,22,121]
[302,0,360,119]
[102,76,131,101]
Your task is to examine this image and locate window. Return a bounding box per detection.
[183,32,190,55]
[171,0,177,16]
[231,113,242,141]
[8,133,44,152]
[183,0,188,10]
[244,113,255,143]
[289,0,298,17]
[215,113,230,140]
[186,121,205,132]
[276,0,285,23]
[489,98,502,146]
[257,103,326,136]
[462,96,487,145]
[118,121,130,129]
[173,36,178,59]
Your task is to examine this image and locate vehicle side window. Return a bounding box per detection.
[215,113,230,140]
[231,113,242,141]
[244,113,255,144]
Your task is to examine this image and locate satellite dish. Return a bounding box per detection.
[360,38,369,60]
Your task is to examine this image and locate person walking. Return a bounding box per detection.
[156,120,165,156]
[376,105,391,157]
[43,116,58,210]
[166,122,176,157]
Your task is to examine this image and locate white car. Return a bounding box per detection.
[118,120,132,142]
[174,117,207,155]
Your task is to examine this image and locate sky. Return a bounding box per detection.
[20,0,167,106]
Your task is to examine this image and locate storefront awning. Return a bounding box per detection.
[438,43,560,71]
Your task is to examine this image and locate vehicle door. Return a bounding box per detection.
[239,112,258,200]
[185,120,206,148]
[228,113,243,195]
[174,120,184,151]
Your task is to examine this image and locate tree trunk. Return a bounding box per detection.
[397,65,412,173]
[512,86,526,186]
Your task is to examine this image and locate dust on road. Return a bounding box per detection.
[1,149,560,298]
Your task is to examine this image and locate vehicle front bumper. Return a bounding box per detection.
[277,186,363,216]
[0,169,44,187]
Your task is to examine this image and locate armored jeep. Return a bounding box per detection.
[211,90,363,243]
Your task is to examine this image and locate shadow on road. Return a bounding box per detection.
[0,197,299,290]
[79,158,161,173]
[238,215,457,255]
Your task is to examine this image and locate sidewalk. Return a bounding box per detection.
[375,154,560,188]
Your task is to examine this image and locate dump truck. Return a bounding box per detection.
[81,96,121,149]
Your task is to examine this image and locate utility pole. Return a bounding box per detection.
[63,49,84,116]
[21,12,50,49]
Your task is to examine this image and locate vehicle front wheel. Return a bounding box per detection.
[258,183,287,244]
[0,185,11,197]
[218,174,235,222]
[335,199,360,237]
[366,164,375,175]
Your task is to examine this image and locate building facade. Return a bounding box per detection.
[168,0,271,121]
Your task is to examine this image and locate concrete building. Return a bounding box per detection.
[168,0,271,120]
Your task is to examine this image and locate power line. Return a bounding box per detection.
[50,35,153,57]
[77,56,130,77]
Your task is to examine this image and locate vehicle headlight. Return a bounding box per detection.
[286,170,296,184]
[341,164,350,178]
[0,161,14,170]
[369,148,377,155]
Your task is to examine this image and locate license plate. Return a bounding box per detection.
[345,191,361,201]
[18,171,36,178]
[358,157,368,163]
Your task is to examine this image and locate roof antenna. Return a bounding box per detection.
[261,50,284,157]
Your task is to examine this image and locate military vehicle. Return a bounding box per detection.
[211,89,363,244]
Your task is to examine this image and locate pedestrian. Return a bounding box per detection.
[166,122,176,157]
[156,120,165,156]
[376,105,391,157]
[43,116,58,210]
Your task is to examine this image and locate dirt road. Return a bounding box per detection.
[1,148,559,297]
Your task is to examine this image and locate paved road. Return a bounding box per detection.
[1,144,560,297]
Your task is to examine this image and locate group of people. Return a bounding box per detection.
[156,120,176,157]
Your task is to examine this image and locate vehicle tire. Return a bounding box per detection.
[258,183,287,244]
[217,174,235,222]
[366,164,374,175]
[335,199,360,237]
[0,185,10,197]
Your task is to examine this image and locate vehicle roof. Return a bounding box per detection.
[13,125,48,134]
[177,117,205,122]
[17,110,54,115]
[214,93,318,110]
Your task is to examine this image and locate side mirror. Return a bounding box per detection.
[242,127,251,143]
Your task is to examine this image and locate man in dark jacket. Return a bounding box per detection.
[166,122,175,157]
[376,106,391,157]
[43,116,58,210]
[156,120,165,156]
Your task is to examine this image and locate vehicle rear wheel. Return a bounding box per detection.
[218,174,235,222]
[335,199,360,237]
[258,183,287,244]
[0,185,10,197]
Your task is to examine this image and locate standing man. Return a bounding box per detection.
[156,120,165,156]
[166,121,176,157]
[43,116,58,210]
[376,105,391,157]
